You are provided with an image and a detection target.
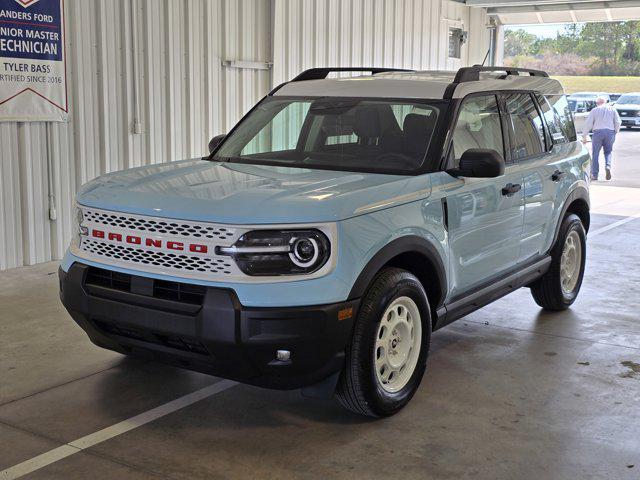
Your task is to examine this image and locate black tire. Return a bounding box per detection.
[531,213,586,311]
[336,267,431,417]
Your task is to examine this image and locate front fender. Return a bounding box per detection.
[339,198,448,308]
[347,235,447,306]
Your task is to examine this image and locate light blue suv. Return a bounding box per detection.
[60,66,590,417]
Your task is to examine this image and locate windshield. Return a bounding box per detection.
[616,95,640,104]
[213,96,447,174]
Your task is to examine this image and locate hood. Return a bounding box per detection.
[77,159,432,224]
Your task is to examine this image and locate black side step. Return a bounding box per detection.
[434,256,551,330]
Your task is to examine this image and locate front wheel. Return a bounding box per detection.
[336,268,431,417]
[531,213,586,310]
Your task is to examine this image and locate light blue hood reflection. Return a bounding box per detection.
[77,159,432,223]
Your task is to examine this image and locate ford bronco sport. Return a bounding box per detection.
[60,66,590,417]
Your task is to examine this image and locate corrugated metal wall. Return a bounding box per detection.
[0,0,271,270]
[0,0,488,270]
[273,0,490,83]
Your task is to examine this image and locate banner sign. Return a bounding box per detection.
[0,0,67,122]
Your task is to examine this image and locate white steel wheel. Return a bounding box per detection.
[374,296,422,393]
[560,230,582,295]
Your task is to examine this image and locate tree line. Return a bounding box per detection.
[504,22,640,76]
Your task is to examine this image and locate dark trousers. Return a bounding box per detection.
[591,129,615,178]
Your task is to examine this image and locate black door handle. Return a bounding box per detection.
[501,183,522,197]
[551,170,566,181]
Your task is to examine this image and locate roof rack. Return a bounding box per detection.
[453,65,549,83]
[291,67,414,82]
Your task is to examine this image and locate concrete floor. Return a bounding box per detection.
[1,132,640,479]
[598,128,640,188]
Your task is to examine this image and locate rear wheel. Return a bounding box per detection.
[336,268,431,417]
[531,213,586,310]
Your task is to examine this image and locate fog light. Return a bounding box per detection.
[276,350,291,362]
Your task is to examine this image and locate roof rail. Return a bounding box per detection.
[453,65,549,83]
[291,67,414,82]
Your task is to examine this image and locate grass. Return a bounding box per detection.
[552,76,640,94]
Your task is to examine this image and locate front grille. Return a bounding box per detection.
[76,207,246,280]
[618,110,639,117]
[86,267,131,291]
[83,209,236,240]
[153,279,207,305]
[82,239,233,274]
[85,266,207,306]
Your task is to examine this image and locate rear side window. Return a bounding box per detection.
[505,93,545,160]
[546,95,577,142]
[451,94,504,164]
[536,94,567,145]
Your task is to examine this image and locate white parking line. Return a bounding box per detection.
[0,380,237,480]
[589,211,640,238]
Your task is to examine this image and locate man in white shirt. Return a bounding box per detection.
[582,96,621,181]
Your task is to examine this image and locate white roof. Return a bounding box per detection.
[274,70,565,100]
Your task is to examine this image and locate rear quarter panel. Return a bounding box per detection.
[541,141,590,253]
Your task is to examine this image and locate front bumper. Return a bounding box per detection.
[59,263,359,389]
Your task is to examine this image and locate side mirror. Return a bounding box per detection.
[448,148,505,178]
[208,134,226,154]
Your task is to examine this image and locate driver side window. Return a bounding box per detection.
[451,95,504,166]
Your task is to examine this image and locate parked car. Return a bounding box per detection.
[568,91,611,103]
[614,93,640,129]
[567,98,596,133]
[60,66,590,417]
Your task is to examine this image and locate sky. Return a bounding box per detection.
[505,23,585,38]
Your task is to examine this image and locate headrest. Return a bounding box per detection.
[403,113,435,138]
[354,105,382,138]
[322,116,355,136]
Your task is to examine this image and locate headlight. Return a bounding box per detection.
[73,204,88,245]
[218,229,330,276]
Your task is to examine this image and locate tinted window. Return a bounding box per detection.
[451,95,504,164]
[546,95,577,142]
[449,28,463,59]
[505,93,544,160]
[241,102,311,155]
[215,97,445,174]
[536,94,565,146]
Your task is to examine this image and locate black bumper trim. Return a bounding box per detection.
[59,263,359,389]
